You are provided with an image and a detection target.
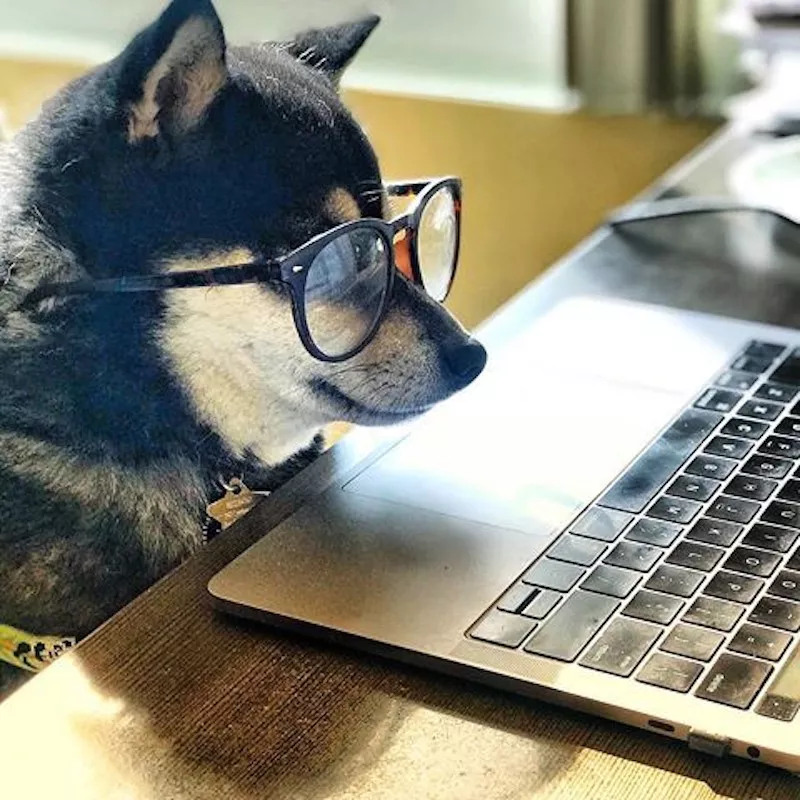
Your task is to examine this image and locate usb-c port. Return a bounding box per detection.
[648,719,675,733]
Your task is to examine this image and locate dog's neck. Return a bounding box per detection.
[156,272,327,471]
[0,237,323,489]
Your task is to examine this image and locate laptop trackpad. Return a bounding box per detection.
[343,370,687,538]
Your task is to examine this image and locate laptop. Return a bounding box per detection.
[209,293,800,773]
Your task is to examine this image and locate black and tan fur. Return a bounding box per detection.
[0,0,485,695]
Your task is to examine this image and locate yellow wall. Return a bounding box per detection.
[345,91,717,327]
[0,59,716,327]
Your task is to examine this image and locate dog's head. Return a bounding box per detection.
[15,0,486,464]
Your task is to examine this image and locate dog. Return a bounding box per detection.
[0,0,486,695]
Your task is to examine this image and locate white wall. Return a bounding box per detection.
[0,0,575,109]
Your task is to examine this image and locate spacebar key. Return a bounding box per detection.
[598,408,723,514]
[524,590,619,662]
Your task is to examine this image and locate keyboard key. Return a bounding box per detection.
[580,618,661,677]
[770,352,800,386]
[524,591,619,662]
[714,371,758,391]
[696,653,773,709]
[755,382,799,403]
[548,534,606,567]
[705,571,764,604]
[788,547,800,572]
[661,623,724,662]
[778,480,800,504]
[686,518,742,547]
[604,541,662,573]
[686,454,736,481]
[742,523,799,553]
[721,418,769,441]
[760,436,800,459]
[707,495,759,524]
[683,596,743,632]
[470,610,537,648]
[750,596,800,632]
[731,355,773,374]
[666,475,719,502]
[695,388,742,414]
[705,437,752,459]
[645,565,704,598]
[581,564,641,598]
[776,417,800,439]
[522,559,585,592]
[626,518,682,548]
[623,590,684,625]
[666,541,725,572]
[743,341,786,361]
[757,642,800,721]
[598,409,722,514]
[497,582,537,613]
[724,546,782,578]
[725,475,777,502]
[739,400,783,421]
[741,455,793,480]
[648,496,702,525]
[729,623,792,662]
[757,695,800,722]
[520,589,561,619]
[762,500,800,529]
[637,652,703,693]
[768,570,800,602]
[571,506,633,542]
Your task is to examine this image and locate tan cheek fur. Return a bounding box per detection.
[324,188,361,223]
[323,186,392,222]
[158,250,325,466]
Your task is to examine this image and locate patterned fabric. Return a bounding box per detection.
[0,624,76,672]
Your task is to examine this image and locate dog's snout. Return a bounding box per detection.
[441,337,487,388]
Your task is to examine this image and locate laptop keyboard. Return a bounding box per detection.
[468,340,800,722]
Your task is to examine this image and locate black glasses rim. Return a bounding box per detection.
[281,179,460,361]
[407,178,462,302]
[288,224,396,363]
[20,176,462,362]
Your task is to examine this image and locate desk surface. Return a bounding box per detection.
[3,127,800,799]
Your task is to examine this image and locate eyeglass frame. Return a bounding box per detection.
[22,175,462,363]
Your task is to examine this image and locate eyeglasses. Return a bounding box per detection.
[24,176,462,362]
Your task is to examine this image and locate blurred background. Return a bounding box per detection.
[0,0,789,326]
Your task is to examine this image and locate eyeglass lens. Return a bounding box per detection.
[303,227,391,358]
[417,185,458,302]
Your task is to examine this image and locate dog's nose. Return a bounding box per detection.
[442,337,487,388]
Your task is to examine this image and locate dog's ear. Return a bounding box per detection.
[287,16,380,87]
[115,0,227,143]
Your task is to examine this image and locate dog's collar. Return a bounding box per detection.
[0,479,268,674]
[0,624,76,672]
[204,476,270,543]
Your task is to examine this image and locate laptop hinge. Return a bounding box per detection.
[687,729,731,758]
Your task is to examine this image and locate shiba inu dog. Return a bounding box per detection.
[0,0,486,694]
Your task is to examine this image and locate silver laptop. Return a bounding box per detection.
[209,294,800,772]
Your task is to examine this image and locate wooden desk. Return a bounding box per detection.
[2,127,800,799]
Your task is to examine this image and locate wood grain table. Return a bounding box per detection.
[2,127,800,799]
